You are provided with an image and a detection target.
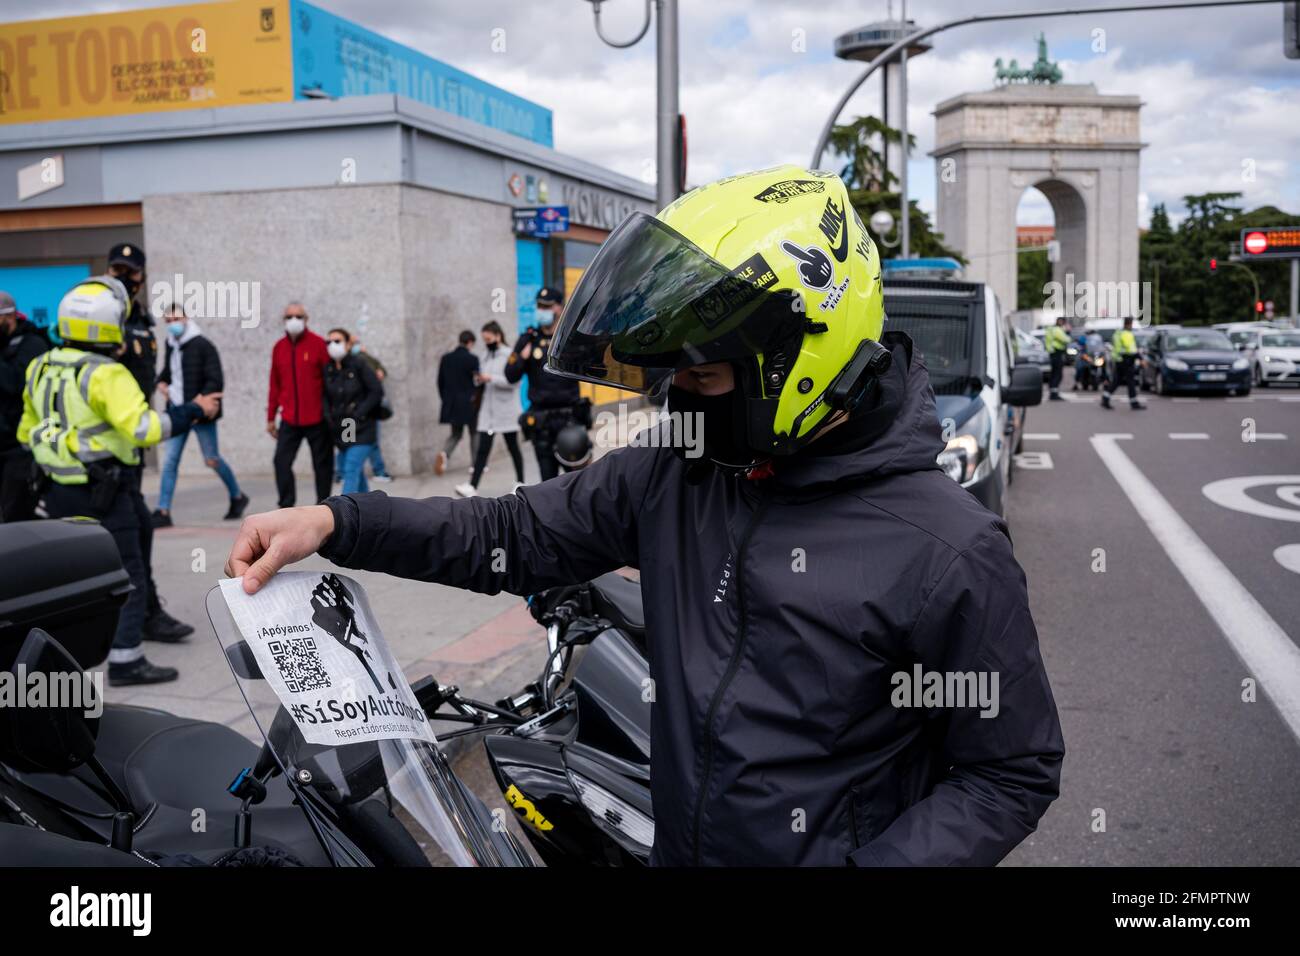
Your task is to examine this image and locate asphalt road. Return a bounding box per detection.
[1003,378,1300,865]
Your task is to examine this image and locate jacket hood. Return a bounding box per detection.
[767,332,945,492]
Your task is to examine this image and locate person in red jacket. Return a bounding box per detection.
[267,302,331,507]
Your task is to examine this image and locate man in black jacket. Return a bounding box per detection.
[433,330,479,475]
[151,305,248,527]
[225,166,1063,866]
[0,291,50,521]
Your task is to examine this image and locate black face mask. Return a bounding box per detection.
[486,341,499,354]
[116,274,140,298]
[667,385,756,472]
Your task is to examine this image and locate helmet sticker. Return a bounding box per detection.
[754,179,826,204]
[820,276,849,312]
[731,252,778,291]
[780,241,834,292]
[690,252,779,329]
[818,197,849,263]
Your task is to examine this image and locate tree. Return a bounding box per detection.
[830,116,964,263]
[1017,247,1052,312]
[1140,192,1299,324]
[830,116,911,192]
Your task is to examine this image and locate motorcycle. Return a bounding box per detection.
[0,518,652,867]
[1075,351,1107,391]
[422,573,654,866]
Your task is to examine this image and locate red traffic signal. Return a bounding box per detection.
[1256,300,1265,313]
[1209,257,1217,272]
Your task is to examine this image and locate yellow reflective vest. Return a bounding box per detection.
[1044,325,1071,353]
[1112,329,1138,358]
[19,347,170,485]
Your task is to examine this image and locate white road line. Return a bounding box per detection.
[1023,433,1060,440]
[1255,433,1289,441]
[1276,545,1300,575]
[1091,434,1300,745]
[1169,432,1210,440]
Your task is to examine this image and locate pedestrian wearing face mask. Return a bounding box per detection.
[267,302,332,507]
[151,304,248,527]
[455,321,525,497]
[333,334,393,485]
[323,327,384,495]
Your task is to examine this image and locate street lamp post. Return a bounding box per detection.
[586,0,681,210]
[898,0,910,259]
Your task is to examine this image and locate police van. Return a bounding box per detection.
[881,259,1043,518]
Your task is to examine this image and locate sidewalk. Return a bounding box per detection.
[119,440,554,739]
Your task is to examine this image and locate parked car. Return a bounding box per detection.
[883,276,1042,518]
[1015,326,1051,380]
[1238,328,1300,387]
[1215,320,1289,351]
[1132,326,1178,389]
[1140,328,1251,396]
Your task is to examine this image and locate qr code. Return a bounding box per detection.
[268,637,332,693]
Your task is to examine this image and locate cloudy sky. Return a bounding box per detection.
[8,0,1299,228]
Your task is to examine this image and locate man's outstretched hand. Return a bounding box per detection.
[225,505,336,594]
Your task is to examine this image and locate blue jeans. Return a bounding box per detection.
[338,443,374,495]
[336,423,388,477]
[157,420,241,512]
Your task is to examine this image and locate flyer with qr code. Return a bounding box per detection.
[217,572,437,747]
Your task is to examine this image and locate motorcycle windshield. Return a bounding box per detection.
[206,572,530,867]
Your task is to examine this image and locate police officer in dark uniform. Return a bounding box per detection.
[505,287,591,482]
[106,242,194,642]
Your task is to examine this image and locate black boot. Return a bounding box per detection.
[224,493,250,520]
[1100,392,1113,409]
[109,657,180,686]
[144,605,194,642]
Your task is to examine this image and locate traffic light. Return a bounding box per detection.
[1256,300,1265,313]
[1209,257,1217,273]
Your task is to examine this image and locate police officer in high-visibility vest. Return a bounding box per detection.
[19,277,221,685]
[1101,316,1147,411]
[1043,316,1071,401]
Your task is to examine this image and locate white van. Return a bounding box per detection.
[882,277,1043,518]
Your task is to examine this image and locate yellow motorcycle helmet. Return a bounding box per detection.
[57,275,130,347]
[547,165,888,459]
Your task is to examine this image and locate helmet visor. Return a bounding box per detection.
[547,213,805,394]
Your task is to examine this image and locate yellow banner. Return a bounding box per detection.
[0,0,293,125]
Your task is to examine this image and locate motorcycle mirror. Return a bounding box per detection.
[226,640,264,680]
[3,628,100,773]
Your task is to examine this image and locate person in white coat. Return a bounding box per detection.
[456,321,525,497]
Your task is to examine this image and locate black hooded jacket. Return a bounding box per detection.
[320,337,1064,866]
